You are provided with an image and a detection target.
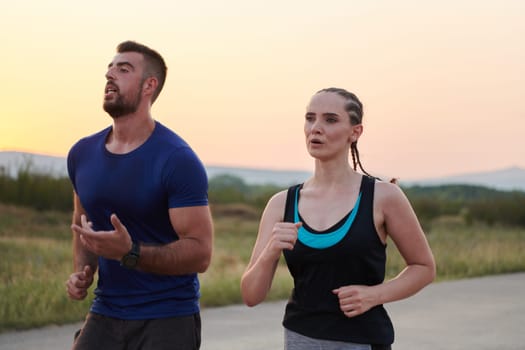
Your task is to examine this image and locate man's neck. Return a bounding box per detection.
[106,112,156,154]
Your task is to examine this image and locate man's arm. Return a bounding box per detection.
[66,192,98,300]
[138,205,214,275]
[72,205,214,275]
[71,192,98,272]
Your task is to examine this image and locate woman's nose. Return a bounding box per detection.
[310,120,322,134]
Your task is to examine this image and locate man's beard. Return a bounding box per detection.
[103,90,142,119]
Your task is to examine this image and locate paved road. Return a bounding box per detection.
[1,273,524,350]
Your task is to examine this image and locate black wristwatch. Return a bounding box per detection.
[120,241,140,269]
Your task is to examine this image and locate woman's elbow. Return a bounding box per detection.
[242,296,260,308]
[241,293,263,307]
[240,279,263,307]
[424,257,437,286]
[429,260,437,283]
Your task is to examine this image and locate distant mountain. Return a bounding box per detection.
[0,151,67,178]
[0,151,312,187]
[401,167,525,192]
[206,166,311,187]
[1,151,524,191]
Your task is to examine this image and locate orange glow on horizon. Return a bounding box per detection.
[1,0,524,179]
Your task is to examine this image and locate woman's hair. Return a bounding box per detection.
[316,87,374,178]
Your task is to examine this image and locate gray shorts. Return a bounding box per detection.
[72,312,201,350]
[284,328,372,350]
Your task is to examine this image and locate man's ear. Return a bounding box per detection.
[143,77,158,97]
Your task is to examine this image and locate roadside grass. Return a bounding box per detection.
[0,237,92,330]
[1,203,524,332]
[199,215,292,306]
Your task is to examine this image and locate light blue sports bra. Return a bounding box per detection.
[294,186,362,249]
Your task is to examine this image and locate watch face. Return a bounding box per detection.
[121,242,140,269]
[122,254,138,268]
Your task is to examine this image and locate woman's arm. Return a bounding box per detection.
[333,181,436,317]
[240,191,301,307]
[374,181,436,303]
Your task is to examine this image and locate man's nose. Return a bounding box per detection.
[105,68,115,81]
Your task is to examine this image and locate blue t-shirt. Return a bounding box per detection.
[67,121,209,319]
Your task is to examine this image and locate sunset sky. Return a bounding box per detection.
[1,0,524,180]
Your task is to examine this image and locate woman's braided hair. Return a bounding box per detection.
[316,87,375,178]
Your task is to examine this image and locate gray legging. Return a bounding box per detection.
[284,328,372,350]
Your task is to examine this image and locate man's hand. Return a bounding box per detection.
[71,214,132,261]
[66,265,94,300]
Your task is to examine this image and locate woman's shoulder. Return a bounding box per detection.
[373,177,407,204]
[253,189,287,224]
[267,188,290,207]
[263,183,303,217]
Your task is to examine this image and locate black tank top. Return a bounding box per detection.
[282,175,394,345]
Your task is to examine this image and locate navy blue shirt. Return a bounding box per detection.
[67,121,208,319]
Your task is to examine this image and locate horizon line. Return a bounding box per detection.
[1,149,523,180]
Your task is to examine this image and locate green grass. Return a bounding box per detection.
[1,203,525,332]
[427,224,525,278]
[0,237,93,330]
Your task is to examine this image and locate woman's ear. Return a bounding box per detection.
[350,124,363,143]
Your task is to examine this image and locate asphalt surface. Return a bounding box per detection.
[0,273,524,350]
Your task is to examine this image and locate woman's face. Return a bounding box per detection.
[304,92,361,161]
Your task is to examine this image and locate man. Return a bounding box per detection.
[66,41,213,350]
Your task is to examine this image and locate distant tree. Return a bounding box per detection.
[2,169,525,229]
[0,163,72,211]
[208,174,248,204]
[208,174,281,209]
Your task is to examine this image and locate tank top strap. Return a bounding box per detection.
[284,184,302,223]
[359,175,376,216]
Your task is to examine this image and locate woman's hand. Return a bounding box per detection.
[261,222,302,261]
[332,285,379,318]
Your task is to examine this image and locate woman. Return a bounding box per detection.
[240,87,436,350]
